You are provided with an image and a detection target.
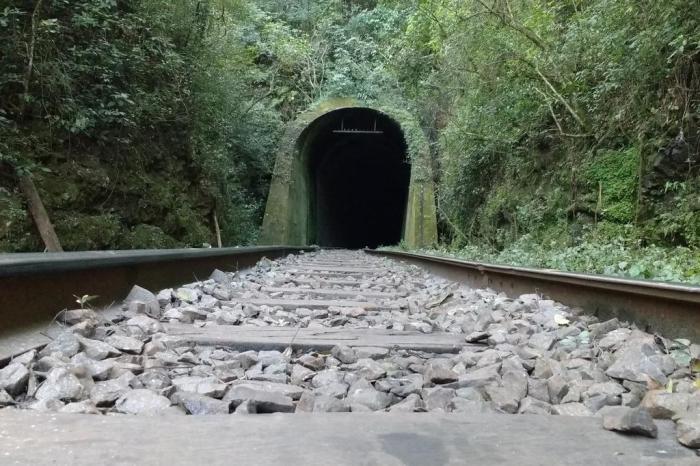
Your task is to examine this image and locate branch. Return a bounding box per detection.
[535,66,588,131]
[474,0,547,50]
[20,0,44,119]
[535,87,591,139]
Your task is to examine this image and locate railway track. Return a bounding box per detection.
[0,248,698,464]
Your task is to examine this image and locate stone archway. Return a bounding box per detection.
[260,100,437,248]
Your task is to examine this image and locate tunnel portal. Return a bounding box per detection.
[302,108,410,248]
[260,102,437,249]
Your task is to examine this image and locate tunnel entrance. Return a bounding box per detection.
[301,108,410,248]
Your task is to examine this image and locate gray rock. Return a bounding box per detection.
[455,387,484,401]
[347,379,392,411]
[295,391,315,413]
[234,399,257,414]
[236,351,259,370]
[552,402,593,416]
[90,374,133,406]
[290,364,315,385]
[180,306,208,322]
[424,365,458,385]
[115,389,172,415]
[0,389,14,406]
[216,311,241,325]
[156,289,173,307]
[210,269,229,284]
[527,378,550,403]
[606,343,672,384]
[421,387,455,411]
[312,395,350,412]
[502,370,528,400]
[445,364,500,389]
[60,309,97,326]
[59,400,100,414]
[484,384,520,414]
[138,370,171,392]
[518,397,553,415]
[584,394,621,413]
[533,358,562,379]
[171,376,227,398]
[390,374,424,397]
[465,331,489,343]
[589,318,620,340]
[231,381,305,400]
[163,308,184,321]
[584,381,625,399]
[452,398,495,414]
[676,417,700,449]
[223,385,295,413]
[354,358,386,381]
[69,320,97,337]
[71,353,115,381]
[601,406,658,438]
[547,375,570,405]
[175,287,200,304]
[40,332,80,358]
[78,337,120,360]
[388,393,426,412]
[28,398,64,411]
[258,350,285,367]
[35,367,84,401]
[640,390,690,420]
[598,328,631,350]
[105,335,144,354]
[314,382,348,399]
[312,370,344,388]
[297,353,325,371]
[331,345,358,364]
[12,350,37,366]
[125,315,164,335]
[529,333,556,352]
[0,363,29,396]
[126,285,160,316]
[174,391,229,415]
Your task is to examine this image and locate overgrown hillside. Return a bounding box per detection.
[396,0,700,283]
[1,1,698,282]
[1,0,292,250]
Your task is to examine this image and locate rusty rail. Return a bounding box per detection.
[0,246,313,339]
[368,249,700,340]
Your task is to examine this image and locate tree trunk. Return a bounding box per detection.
[18,174,63,252]
[212,210,222,248]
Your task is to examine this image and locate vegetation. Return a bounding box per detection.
[1,1,698,282]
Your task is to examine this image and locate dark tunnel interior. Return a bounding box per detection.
[302,108,410,249]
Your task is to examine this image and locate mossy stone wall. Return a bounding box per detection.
[260,99,437,248]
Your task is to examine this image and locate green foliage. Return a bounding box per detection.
[0,0,697,279]
[402,220,700,284]
[583,148,639,223]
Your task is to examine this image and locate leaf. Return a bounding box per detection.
[665,379,674,393]
[74,294,99,308]
[692,359,700,374]
[554,314,570,326]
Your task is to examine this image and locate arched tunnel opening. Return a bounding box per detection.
[300,108,410,249]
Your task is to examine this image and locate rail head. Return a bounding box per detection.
[0,246,315,278]
[0,246,316,342]
[368,249,700,305]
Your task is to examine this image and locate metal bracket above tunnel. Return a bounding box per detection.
[260,100,438,248]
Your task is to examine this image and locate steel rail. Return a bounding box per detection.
[0,246,313,339]
[367,249,700,340]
